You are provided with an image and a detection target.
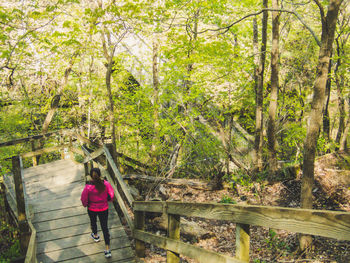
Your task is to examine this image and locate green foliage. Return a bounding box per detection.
[265,229,292,256]
[219,195,236,204]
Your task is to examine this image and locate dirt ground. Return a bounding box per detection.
[131,151,350,263]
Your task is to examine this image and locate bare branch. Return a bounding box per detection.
[191,8,321,47]
[312,0,326,19]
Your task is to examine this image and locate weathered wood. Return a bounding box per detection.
[36,226,126,254]
[36,216,122,243]
[82,147,104,164]
[59,247,134,263]
[133,201,350,241]
[12,156,30,254]
[167,213,180,263]
[124,174,213,190]
[96,163,133,231]
[134,230,244,263]
[24,221,37,263]
[235,224,250,262]
[134,211,145,258]
[103,145,134,205]
[36,237,133,263]
[32,206,86,223]
[153,213,212,239]
[12,156,27,222]
[0,130,71,148]
[21,144,70,158]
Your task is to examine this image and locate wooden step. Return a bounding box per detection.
[34,211,121,232]
[36,226,128,254]
[36,220,124,244]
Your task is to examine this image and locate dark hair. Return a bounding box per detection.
[90,168,106,193]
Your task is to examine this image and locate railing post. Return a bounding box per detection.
[12,156,30,255]
[134,210,145,258]
[167,213,180,263]
[236,223,250,262]
[30,140,38,166]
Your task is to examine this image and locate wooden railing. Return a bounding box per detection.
[133,201,350,263]
[78,145,134,230]
[0,130,137,262]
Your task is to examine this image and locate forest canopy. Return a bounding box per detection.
[0,0,349,184]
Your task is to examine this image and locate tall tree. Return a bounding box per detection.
[267,0,280,176]
[253,0,268,173]
[300,0,344,251]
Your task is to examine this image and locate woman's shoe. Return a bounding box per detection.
[104,250,112,258]
[90,233,100,242]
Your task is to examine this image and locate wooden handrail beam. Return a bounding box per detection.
[133,230,244,263]
[82,147,104,164]
[103,145,134,206]
[21,144,70,158]
[0,129,73,148]
[133,201,350,241]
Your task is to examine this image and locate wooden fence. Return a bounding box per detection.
[133,201,350,263]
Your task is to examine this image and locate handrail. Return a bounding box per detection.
[133,201,350,262]
[24,220,37,263]
[81,145,134,230]
[103,145,134,206]
[134,201,350,241]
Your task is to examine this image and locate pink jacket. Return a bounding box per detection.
[81,180,114,212]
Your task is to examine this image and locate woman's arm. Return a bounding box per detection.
[106,181,115,201]
[80,186,89,207]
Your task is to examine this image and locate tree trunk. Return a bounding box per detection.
[334,39,345,146]
[340,97,350,151]
[267,0,280,177]
[300,0,343,251]
[322,56,332,142]
[151,38,160,167]
[253,0,268,173]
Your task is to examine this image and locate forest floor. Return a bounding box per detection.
[135,151,350,263]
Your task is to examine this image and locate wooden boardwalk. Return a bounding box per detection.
[11,159,135,263]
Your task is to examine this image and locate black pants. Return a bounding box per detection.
[88,209,110,245]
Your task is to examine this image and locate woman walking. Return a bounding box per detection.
[81,168,114,258]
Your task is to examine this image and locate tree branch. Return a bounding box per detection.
[191,8,321,47]
[312,0,326,20]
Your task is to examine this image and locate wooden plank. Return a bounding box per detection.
[32,206,87,223]
[134,201,350,241]
[103,167,134,230]
[167,214,180,263]
[28,185,83,203]
[133,201,163,213]
[82,147,104,164]
[37,227,127,254]
[134,211,145,258]
[58,247,134,263]
[24,220,37,263]
[36,237,133,262]
[103,145,134,206]
[0,129,71,148]
[133,230,244,263]
[23,161,83,179]
[235,224,250,262]
[21,144,70,158]
[34,211,120,232]
[37,217,123,243]
[26,180,82,198]
[32,199,82,213]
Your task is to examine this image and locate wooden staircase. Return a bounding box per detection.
[12,159,135,263]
